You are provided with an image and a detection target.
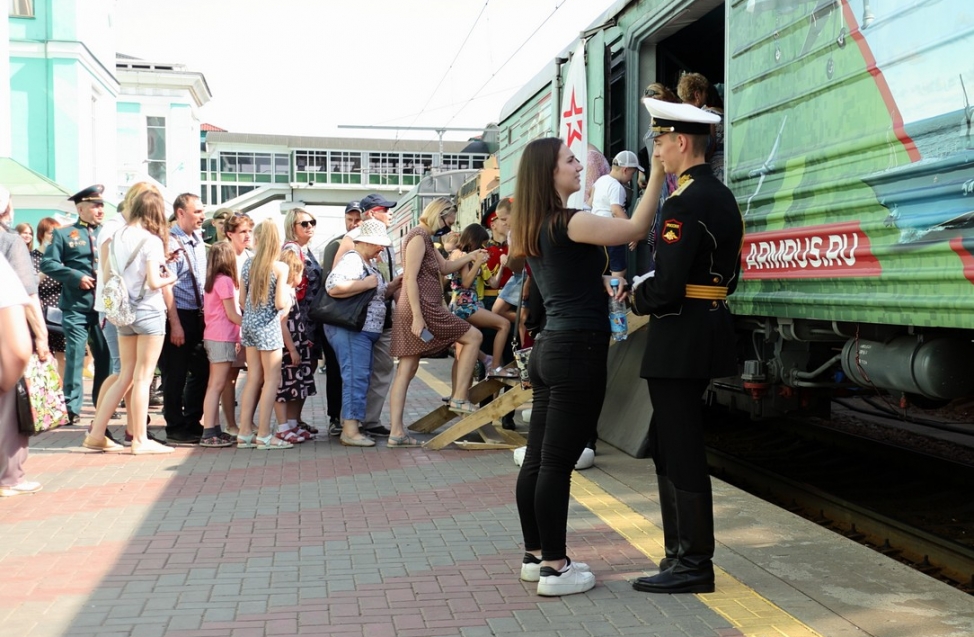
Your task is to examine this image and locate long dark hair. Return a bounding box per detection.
[457,223,489,253]
[204,241,238,293]
[510,137,571,258]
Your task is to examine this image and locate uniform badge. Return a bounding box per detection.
[69,230,80,239]
[661,219,682,244]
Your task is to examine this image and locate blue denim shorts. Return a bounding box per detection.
[116,308,167,337]
[498,272,525,307]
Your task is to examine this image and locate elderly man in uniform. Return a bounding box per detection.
[161,193,209,444]
[40,185,111,425]
[629,99,743,595]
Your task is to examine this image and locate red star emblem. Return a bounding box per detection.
[563,90,584,147]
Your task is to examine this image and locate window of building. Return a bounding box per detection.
[9,0,33,17]
[147,117,166,185]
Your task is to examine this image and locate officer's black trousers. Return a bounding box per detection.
[646,377,711,493]
[516,330,608,561]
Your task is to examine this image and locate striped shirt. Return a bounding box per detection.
[167,226,206,310]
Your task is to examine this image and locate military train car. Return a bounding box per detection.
[495,0,974,420]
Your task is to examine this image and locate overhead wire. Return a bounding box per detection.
[441,0,571,130]
[392,0,492,151]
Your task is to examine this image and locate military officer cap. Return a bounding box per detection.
[68,184,105,205]
[481,200,498,228]
[643,98,720,138]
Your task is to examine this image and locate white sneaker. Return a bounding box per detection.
[513,446,526,467]
[520,554,591,583]
[536,561,595,596]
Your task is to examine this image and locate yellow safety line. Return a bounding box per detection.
[571,474,824,637]
[415,363,453,397]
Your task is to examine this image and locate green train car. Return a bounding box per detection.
[497,0,974,417]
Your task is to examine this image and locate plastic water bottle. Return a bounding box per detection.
[608,278,628,341]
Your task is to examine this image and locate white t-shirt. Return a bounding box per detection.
[93,214,128,312]
[109,225,167,312]
[0,254,29,310]
[591,174,627,219]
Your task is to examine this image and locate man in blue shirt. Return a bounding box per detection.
[161,193,209,444]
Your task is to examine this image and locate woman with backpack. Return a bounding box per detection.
[83,189,177,455]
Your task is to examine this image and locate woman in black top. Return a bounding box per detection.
[509,137,662,596]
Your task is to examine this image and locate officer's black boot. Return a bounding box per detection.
[656,475,679,572]
[632,487,715,594]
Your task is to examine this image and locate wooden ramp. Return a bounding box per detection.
[410,312,649,451]
[409,375,528,450]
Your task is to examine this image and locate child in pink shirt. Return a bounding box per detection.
[201,242,243,447]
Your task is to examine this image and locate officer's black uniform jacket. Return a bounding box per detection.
[631,163,743,380]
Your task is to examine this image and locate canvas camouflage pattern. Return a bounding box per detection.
[728,0,974,329]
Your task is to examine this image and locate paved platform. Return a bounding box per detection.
[2,357,972,637]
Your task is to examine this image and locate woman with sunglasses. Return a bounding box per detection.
[280,208,322,437]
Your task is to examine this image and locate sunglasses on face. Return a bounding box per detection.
[297,219,317,228]
[644,89,660,98]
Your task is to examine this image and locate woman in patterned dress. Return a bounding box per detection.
[29,218,67,379]
[281,207,321,435]
[388,198,486,441]
[237,220,293,450]
[273,249,313,444]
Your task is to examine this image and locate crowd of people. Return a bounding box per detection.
[0,70,740,601]
[0,178,530,460]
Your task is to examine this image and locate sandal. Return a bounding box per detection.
[340,433,376,447]
[200,435,233,448]
[448,398,478,415]
[387,434,422,448]
[237,434,257,449]
[275,428,303,444]
[294,428,315,442]
[257,434,293,450]
[297,421,318,435]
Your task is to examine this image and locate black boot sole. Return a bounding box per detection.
[631,578,714,594]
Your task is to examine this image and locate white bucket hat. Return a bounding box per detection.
[352,219,392,246]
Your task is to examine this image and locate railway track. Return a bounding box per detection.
[704,417,974,594]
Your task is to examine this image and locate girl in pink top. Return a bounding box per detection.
[201,242,243,447]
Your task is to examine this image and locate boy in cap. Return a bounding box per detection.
[591,150,645,280]
[629,99,743,595]
[40,185,111,424]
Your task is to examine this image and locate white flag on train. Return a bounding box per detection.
[560,42,588,210]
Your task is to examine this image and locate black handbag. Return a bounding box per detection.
[309,265,376,331]
[44,306,63,335]
[15,377,34,437]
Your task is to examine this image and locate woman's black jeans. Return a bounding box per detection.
[515,329,608,561]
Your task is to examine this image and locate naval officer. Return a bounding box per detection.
[41,185,111,424]
[629,99,743,595]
